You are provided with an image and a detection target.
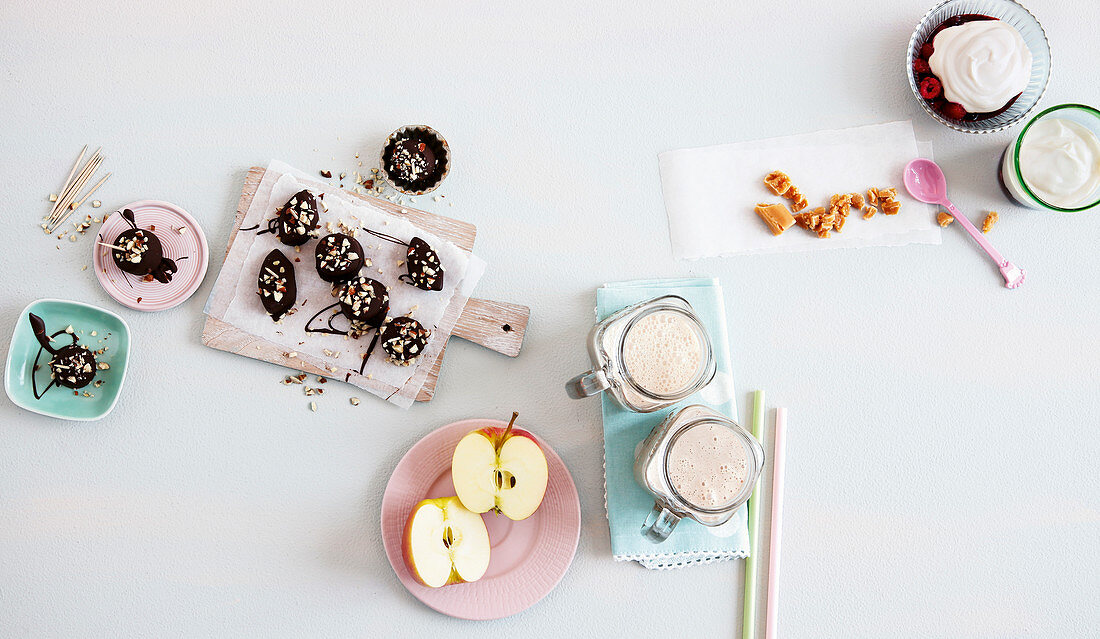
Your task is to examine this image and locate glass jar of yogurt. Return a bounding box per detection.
[566,295,716,413]
[634,404,765,543]
[1001,103,1100,211]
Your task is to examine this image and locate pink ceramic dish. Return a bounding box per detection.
[380,419,581,620]
[91,200,209,312]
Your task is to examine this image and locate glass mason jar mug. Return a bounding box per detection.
[565,295,717,413]
[634,404,765,543]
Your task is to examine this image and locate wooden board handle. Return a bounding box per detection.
[453,298,529,357]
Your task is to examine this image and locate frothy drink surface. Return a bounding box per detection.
[622,311,702,396]
[667,423,747,510]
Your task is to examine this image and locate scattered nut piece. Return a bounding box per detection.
[97,362,110,370]
[937,212,954,227]
[350,397,360,406]
[982,211,999,234]
[49,194,58,202]
[92,200,101,208]
[320,170,332,178]
[309,401,317,412]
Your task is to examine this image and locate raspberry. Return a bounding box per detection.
[919,76,942,100]
[942,102,968,120]
[919,42,934,59]
[913,58,931,75]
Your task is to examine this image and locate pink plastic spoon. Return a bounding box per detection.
[904,158,1025,289]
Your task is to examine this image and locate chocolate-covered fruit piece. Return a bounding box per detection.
[380,316,431,365]
[381,126,450,194]
[275,189,321,246]
[112,228,163,276]
[315,233,365,283]
[258,249,297,321]
[27,313,97,399]
[401,237,445,291]
[111,209,178,283]
[338,276,389,326]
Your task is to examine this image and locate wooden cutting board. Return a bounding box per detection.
[201,167,529,402]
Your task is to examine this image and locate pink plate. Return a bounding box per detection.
[381,419,581,620]
[92,200,209,312]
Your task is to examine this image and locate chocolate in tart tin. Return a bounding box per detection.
[315,233,365,283]
[380,125,450,195]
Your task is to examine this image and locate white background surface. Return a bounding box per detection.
[1,1,1097,636]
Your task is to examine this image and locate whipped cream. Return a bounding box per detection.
[928,20,1031,113]
[1019,118,1100,208]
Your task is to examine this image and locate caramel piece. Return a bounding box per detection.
[754,203,796,236]
[850,193,865,209]
[866,188,878,205]
[764,171,792,196]
[982,211,998,233]
[862,205,877,219]
[881,199,901,216]
[876,187,898,201]
[937,212,954,227]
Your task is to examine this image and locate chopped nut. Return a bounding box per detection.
[92,200,101,208]
[320,170,332,178]
[97,362,110,370]
[309,401,317,412]
[349,397,360,406]
[937,212,954,227]
[286,351,297,358]
[982,211,999,233]
[49,193,58,202]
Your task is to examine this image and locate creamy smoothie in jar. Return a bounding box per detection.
[666,420,749,510]
[621,310,703,398]
[1002,104,1100,211]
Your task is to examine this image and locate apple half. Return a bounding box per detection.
[451,413,549,521]
[402,496,491,588]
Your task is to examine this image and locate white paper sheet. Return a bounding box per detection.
[206,161,485,408]
[658,121,941,259]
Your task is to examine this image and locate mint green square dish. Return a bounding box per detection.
[5,298,130,421]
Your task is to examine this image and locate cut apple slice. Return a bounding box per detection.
[402,496,490,588]
[452,413,549,521]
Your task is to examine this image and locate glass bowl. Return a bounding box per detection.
[907,0,1051,134]
[1000,103,1100,211]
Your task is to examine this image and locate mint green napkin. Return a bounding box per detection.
[599,278,748,569]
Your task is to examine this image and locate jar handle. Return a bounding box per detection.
[565,369,610,399]
[641,503,681,543]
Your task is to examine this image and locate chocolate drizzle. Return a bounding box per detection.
[314,233,364,283]
[112,209,178,283]
[363,229,445,291]
[258,249,297,321]
[28,313,97,400]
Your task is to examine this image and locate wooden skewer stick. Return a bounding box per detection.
[49,155,101,228]
[51,148,100,218]
[49,145,87,219]
[97,241,127,251]
[68,172,111,210]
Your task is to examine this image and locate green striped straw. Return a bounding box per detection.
[742,390,765,639]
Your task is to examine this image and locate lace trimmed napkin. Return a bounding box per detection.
[658,120,940,259]
[599,278,748,569]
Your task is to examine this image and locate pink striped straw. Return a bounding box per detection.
[765,408,788,639]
